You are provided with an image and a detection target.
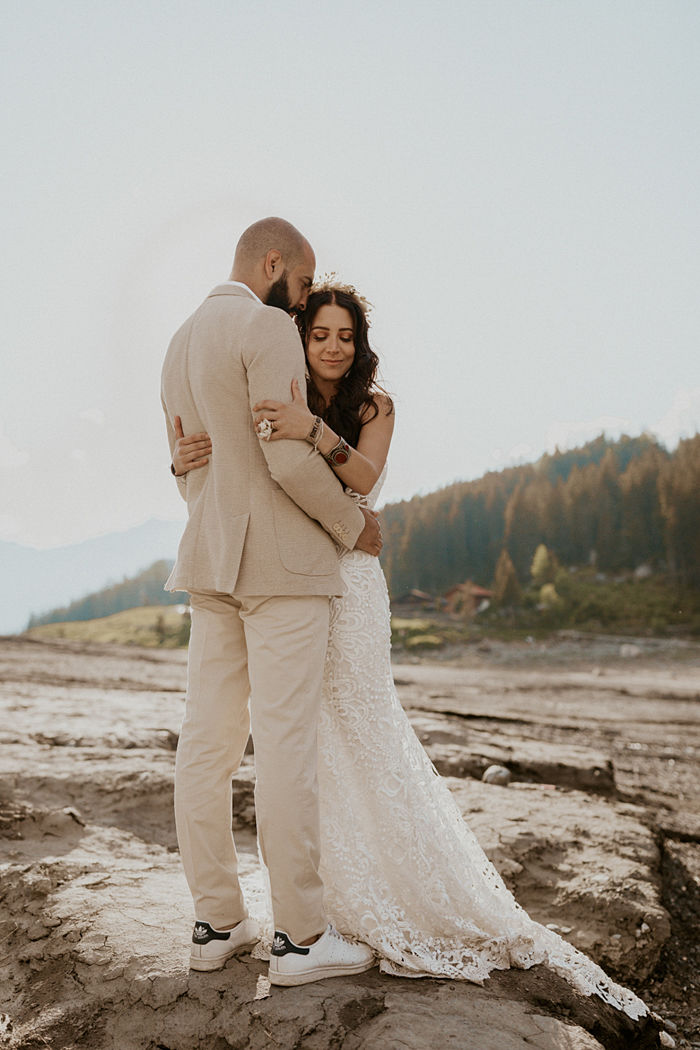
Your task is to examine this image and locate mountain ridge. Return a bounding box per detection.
[1,518,185,635]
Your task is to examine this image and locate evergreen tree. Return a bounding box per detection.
[619,444,667,567]
[594,448,623,570]
[563,463,598,565]
[659,435,700,587]
[493,550,521,607]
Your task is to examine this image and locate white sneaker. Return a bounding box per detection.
[189,917,260,972]
[268,924,375,986]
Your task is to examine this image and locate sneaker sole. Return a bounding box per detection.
[268,957,375,986]
[189,937,258,972]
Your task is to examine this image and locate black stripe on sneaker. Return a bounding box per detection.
[192,922,231,944]
[271,931,310,956]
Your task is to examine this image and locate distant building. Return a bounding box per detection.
[444,581,492,619]
[393,589,441,610]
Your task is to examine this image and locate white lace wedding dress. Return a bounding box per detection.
[246,467,647,1019]
[310,466,647,1020]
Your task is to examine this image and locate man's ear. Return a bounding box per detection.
[263,249,282,280]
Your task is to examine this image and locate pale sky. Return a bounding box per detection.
[2,0,699,549]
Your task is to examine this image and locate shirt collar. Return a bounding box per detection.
[222,280,263,304]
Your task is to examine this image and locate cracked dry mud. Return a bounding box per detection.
[1,634,699,1049]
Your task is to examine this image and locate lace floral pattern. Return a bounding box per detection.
[247,468,646,1018]
[312,466,647,1019]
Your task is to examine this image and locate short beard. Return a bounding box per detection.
[265,272,293,313]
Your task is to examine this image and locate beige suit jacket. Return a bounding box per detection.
[161,283,365,596]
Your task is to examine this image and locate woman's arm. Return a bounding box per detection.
[314,396,394,495]
[253,381,394,495]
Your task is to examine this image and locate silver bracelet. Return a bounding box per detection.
[306,415,324,450]
[324,437,351,466]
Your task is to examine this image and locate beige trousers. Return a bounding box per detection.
[174,590,330,943]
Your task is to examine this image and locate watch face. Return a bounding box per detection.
[334,450,349,465]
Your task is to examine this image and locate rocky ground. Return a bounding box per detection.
[1,632,698,1049]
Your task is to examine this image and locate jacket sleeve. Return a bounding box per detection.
[241,307,365,549]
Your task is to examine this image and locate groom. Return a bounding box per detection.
[161,217,379,985]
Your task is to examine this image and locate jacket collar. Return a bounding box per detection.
[207,281,262,303]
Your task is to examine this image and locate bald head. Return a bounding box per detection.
[230,217,315,312]
[233,217,310,271]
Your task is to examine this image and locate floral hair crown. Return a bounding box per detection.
[310,272,373,318]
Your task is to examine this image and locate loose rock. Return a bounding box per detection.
[482,763,512,786]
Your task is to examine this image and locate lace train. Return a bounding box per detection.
[251,468,647,1020]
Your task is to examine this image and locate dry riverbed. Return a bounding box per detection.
[1,633,698,1049]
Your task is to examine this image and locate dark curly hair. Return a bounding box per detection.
[295,287,392,448]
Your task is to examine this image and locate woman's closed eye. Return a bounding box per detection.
[312,333,354,343]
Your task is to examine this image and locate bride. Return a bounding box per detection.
[172,278,652,1026]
